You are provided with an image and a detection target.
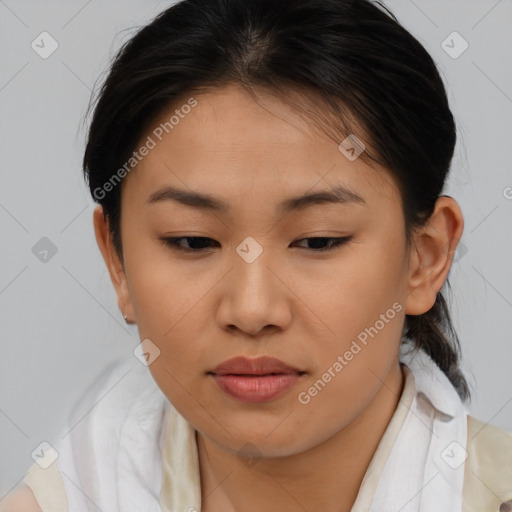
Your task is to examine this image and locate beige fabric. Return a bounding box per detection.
[462,415,512,512]
[159,402,201,512]
[23,458,68,512]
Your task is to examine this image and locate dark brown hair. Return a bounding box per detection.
[82,0,471,401]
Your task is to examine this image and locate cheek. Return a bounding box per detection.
[123,230,211,330]
[122,237,230,372]
[300,239,406,382]
[309,239,404,325]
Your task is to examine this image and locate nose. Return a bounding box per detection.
[215,246,292,337]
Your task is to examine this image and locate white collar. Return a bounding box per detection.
[400,342,466,420]
[366,343,468,511]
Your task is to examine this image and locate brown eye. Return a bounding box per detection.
[160,237,219,252]
[160,236,352,254]
[291,237,352,252]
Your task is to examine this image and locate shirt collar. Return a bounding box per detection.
[399,341,466,420]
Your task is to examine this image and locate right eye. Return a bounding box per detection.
[160,236,220,253]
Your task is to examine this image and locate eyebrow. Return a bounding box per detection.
[146,183,366,215]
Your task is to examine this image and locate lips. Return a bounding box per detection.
[208,356,306,403]
[208,355,305,376]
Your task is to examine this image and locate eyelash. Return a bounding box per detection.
[160,236,353,253]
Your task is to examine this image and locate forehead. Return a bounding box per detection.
[124,84,400,212]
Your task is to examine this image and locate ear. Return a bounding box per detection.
[93,205,135,323]
[404,196,464,315]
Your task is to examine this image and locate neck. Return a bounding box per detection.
[197,362,405,512]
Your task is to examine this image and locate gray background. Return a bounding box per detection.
[1,0,511,496]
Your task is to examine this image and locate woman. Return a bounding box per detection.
[4,0,512,510]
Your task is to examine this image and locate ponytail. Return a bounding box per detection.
[403,283,471,402]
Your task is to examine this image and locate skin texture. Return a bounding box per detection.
[93,83,464,512]
[0,485,42,512]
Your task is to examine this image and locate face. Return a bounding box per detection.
[94,83,454,458]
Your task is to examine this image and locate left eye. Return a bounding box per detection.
[292,236,352,252]
[160,236,352,253]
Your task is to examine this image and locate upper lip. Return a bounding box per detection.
[209,356,305,376]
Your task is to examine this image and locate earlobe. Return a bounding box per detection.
[92,205,135,323]
[404,196,464,316]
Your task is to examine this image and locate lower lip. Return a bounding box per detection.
[210,373,303,403]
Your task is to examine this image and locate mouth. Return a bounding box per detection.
[209,355,305,376]
[207,356,307,403]
[208,371,307,377]
[208,373,306,403]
